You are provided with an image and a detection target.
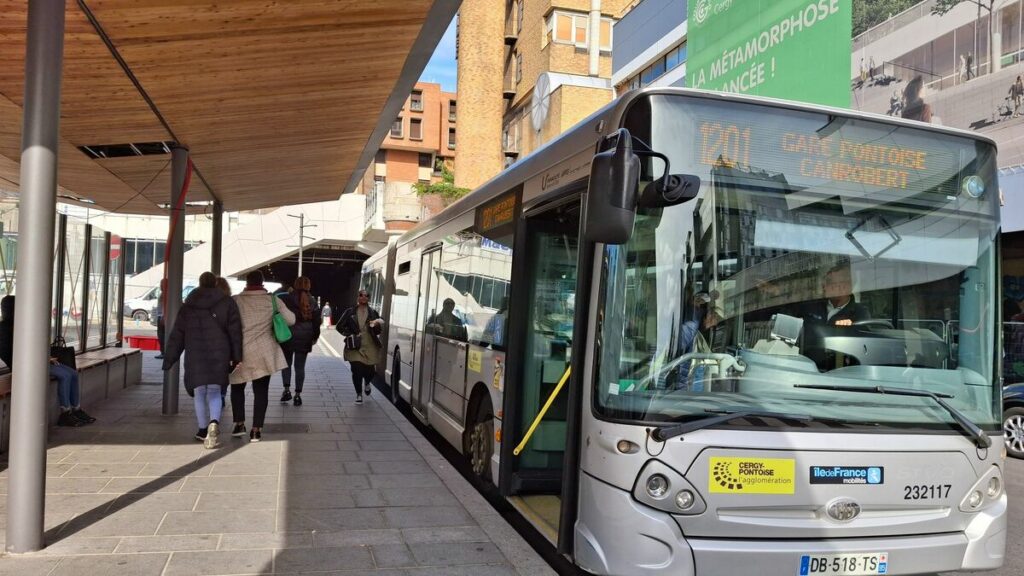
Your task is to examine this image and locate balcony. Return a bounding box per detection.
[503,79,516,99]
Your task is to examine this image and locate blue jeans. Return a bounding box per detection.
[49,363,79,409]
[194,385,223,429]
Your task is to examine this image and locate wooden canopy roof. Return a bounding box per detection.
[0,0,458,214]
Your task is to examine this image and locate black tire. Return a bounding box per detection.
[132,310,149,322]
[465,395,494,482]
[1004,407,1024,459]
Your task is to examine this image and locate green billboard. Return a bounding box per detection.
[687,0,852,107]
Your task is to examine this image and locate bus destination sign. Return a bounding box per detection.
[698,120,944,193]
[475,188,521,240]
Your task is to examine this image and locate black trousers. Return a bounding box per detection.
[231,375,271,428]
[157,317,165,354]
[351,362,374,396]
[282,350,308,393]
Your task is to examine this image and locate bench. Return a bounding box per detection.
[0,347,143,452]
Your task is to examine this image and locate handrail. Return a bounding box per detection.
[513,366,571,456]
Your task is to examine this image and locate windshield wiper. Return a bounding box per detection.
[794,384,991,449]
[651,409,818,442]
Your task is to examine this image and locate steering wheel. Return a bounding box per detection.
[852,319,894,329]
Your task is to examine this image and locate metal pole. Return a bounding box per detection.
[52,213,67,342]
[211,201,223,276]
[298,213,304,277]
[7,0,65,554]
[99,232,111,347]
[116,241,125,347]
[79,224,91,352]
[162,145,188,415]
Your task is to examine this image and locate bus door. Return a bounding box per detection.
[411,247,441,421]
[504,197,581,542]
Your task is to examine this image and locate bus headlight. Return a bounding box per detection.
[959,465,1003,512]
[967,490,984,509]
[986,476,1002,499]
[646,474,669,498]
[961,175,985,199]
[675,489,695,510]
[632,460,707,516]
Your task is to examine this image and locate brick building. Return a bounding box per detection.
[359,82,457,241]
[455,0,632,190]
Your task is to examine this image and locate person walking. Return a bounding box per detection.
[230,270,295,442]
[215,276,233,297]
[161,272,243,448]
[279,276,321,406]
[155,277,169,359]
[338,290,382,405]
[0,295,95,427]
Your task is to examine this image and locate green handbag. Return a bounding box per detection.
[271,294,292,343]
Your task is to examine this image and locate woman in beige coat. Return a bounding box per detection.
[229,270,295,442]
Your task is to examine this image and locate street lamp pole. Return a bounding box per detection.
[287,213,317,277]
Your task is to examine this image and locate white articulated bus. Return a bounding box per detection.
[360,88,1006,575]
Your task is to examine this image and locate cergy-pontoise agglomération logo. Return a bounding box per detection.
[693,0,734,26]
[709,457,795,494]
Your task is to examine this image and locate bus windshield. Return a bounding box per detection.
[595,94,1001,433]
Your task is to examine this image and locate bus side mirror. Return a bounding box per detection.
[585,129,639,245]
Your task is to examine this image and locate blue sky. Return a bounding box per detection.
[419,17,458,92]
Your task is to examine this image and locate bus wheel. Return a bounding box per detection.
[467,399,493,481]
[391,350,403,406]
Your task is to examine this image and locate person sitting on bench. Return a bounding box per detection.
[0,295,95,427]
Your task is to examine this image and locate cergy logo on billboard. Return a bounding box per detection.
[692,0,733,27]
[687,0,851,108]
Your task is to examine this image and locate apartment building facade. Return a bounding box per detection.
[456,0,632,190]
[360,82,458,242]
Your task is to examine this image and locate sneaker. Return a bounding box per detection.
[195,428,207,441]
[355,395,363,405]
[250,428,261,442]
[72,408,96,424]
[231,423,246,437]
[280,389,292,403]
[364,382,371,395]
[154,354,164,360]
[204,421,220,449]
[58,410,84,427]
[293,394,302,406]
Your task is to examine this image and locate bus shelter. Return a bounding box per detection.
[1,0,459,553]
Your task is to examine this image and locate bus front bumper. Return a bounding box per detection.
[575,472,1006,575]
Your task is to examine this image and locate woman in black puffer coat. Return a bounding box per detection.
[162,272,243,447]
[278,276,321,406]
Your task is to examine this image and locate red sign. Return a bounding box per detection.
[110,234,121,260]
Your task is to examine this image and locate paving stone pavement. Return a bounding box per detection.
[0,349,556,576]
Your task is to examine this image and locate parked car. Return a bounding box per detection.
[124,280,198,322]
[1004,383,1024,458]
[147,279,281,325]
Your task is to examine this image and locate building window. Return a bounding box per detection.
[418,152,433,168]
[665,43,686,71]
[516,0,524,33]
[599,17,612,51]
[637,41,686,88]
[515,51,522,86]
[448,128,456,149]
[375,149,386,164]
[391,117,403,138]
[410,118,423,140]
[449,99,457,122]
[410,90,423,112]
